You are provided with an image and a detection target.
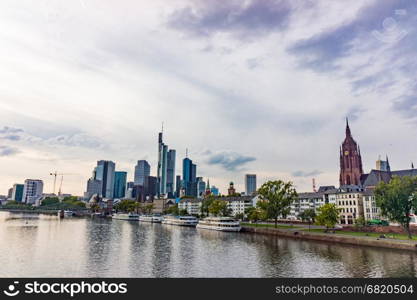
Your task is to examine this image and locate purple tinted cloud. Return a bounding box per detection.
[167,0,292,39]
[0,145,19,157]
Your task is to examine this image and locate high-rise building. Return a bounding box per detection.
[166,150,176,198]
[182,156,197,197]
[85,178,101,199]
[134,160,150,186]
[95,160,116,199]
[175,175,181,198]
[144,176,157,201]
[210,186,219,196]
[376,156,391,172]
[157,129,175,197]
[11,184,24,202]
[22,179,44,204]
[245,174,257,195]
[339,119,363,186]
[196,177,206,198]
[113,171,127,199]
[125,181,135,199]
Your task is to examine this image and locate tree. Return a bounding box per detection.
[235,213,244,221]
[165,204,179,216]
[143,204,154,215]
[201,196,215,217]
[354,216,366,230]
[114,199,137,213]
[41,197,60,206]
[316,203,340,233]
[375,176,417,239]
[179,209,188,216]
[208,200,228,217]
[245,207,264,224]
[299,208,316,231]
[257,180,298,228]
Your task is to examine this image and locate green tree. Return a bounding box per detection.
[208,200,228,217]
[245,207,264,224]
[316,203,341,233]
[41,197,60,206]
[165,204,179,215]
[375,176,417,239]
[179,209,188,216]
[235,213,244,221]
[114,199,137,213]
[354,216,366,230]
[299,208,316,231]
[201,196,215,217]
[143,204,154,215]
[257,180,298,228]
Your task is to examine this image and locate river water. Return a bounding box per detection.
[0,211,416,278]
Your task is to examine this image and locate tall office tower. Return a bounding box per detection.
[85,178,102,199]
[156,129,175,197]
[166,149,176,198]
[125,181,135,199]
[95,160,116,199]
[22,179,44,204]
[196,177,206,198]
[134,160,150,185]
[11,184,24,202]
[376,156,391,172]
[113,171,127,199]
[157,131,168,196]
[183,156,198,197]
[175,175,181,198]
[144,176,157,201]
[245,174,257,195]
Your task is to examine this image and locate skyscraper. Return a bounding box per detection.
[245,174,257,195]
[95,160,116,199]
[11,184,24,202]
[166,149,176,198]
[114,171,127,199]
[134,160,150,186]
[175,175,181,198]
[22,179,43,204]
[196,177,206,198]
[156,129,175,197]
[182,155,197,197]
[339,119,363,186]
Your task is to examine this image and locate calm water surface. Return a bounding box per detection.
[0,211,416,278]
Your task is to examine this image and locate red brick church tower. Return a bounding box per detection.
[339,118,363,186]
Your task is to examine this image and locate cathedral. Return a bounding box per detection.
[339,119,364,186]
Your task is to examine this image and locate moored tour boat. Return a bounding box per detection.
[162,215,198,227]
[139,215,163,223]
[196,217,241,232]
[112,213,139,221]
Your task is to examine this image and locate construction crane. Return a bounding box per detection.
[49,171,76,196]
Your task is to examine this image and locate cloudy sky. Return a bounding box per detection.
[0,0,416,196]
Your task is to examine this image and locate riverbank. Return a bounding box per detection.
[0,208,90,216]
[242,226,417,252]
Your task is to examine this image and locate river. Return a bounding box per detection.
[0,211,416,278]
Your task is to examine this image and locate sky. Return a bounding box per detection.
[0,0,416,196]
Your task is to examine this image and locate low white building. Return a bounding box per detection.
[362,189,381,221]
[178,198,202,215]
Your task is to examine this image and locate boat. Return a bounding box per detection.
[139,215,163,223]
[112,213,139,221]
[162,215,198,227]
[196,217,241,232]
[64,210,74,217]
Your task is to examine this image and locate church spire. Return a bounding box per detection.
[386,155,391,172]
[346,117,351,137]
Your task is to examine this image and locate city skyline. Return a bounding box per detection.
[1,1,417,196]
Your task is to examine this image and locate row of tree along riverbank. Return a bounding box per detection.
[241,226,417,252]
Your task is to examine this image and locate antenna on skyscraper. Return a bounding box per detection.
[186,148,188,158]
[162,121,164,133]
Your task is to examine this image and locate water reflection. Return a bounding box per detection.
[0,211,416,278]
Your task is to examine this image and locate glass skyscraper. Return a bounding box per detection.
[114,171,127,199]
[245,174,257,195]
[157,130,175,197]
[134,160,150,186]
[95,160,116,199]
